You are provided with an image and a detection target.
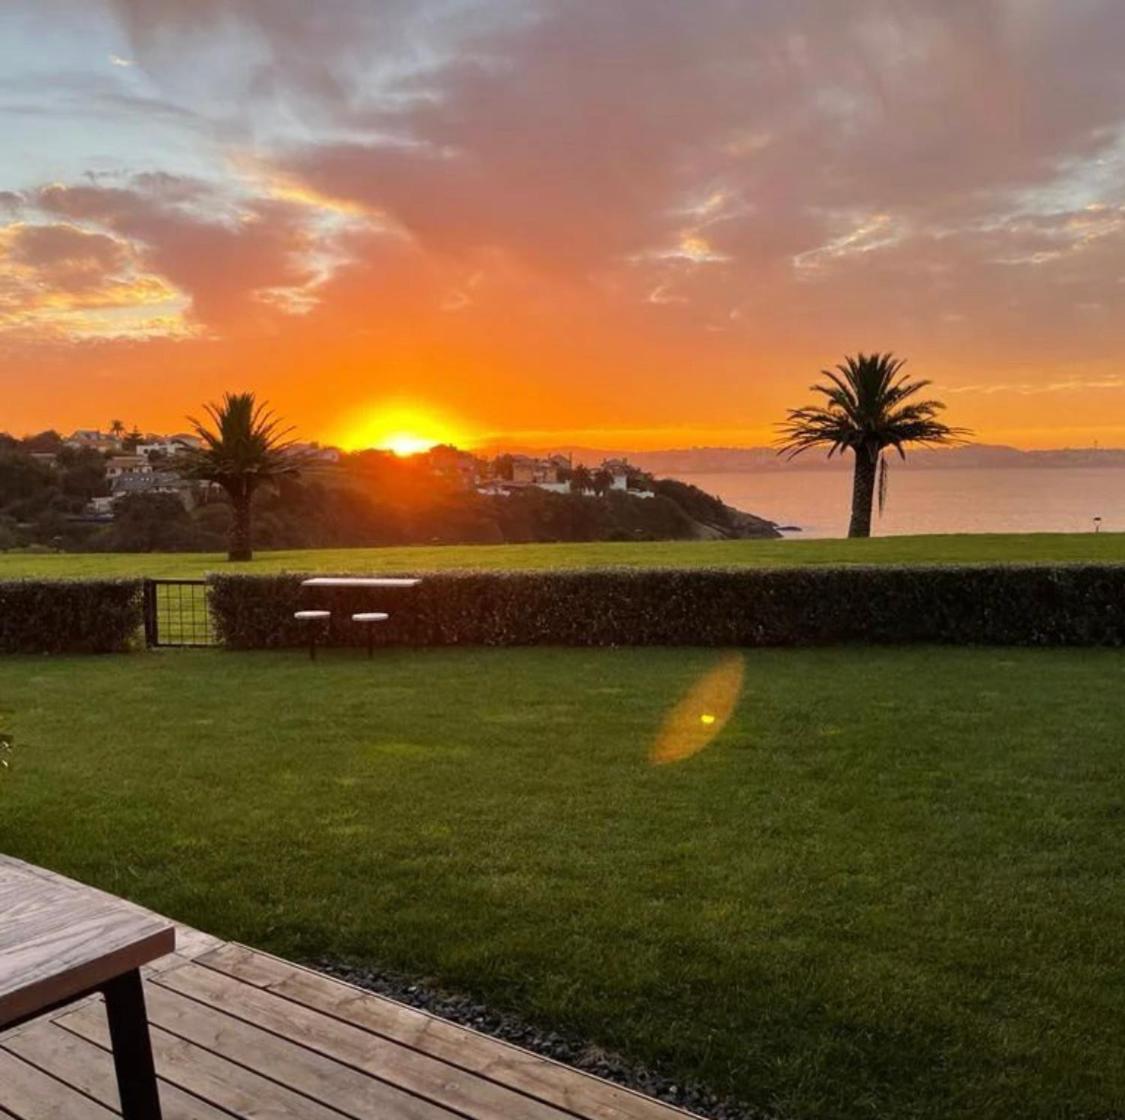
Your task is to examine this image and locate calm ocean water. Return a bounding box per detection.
[683,467,1125,538]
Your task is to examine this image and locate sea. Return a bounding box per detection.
[683,467,1125,538]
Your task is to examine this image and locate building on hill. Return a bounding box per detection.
[136,434,203,460]
[109,470,197,510]
[286,441,342,464]
[509,455,570,491]
[87,495,115,517]
[601,458,630,490]
[425,445,482,489]
[65,429,120,453]
[105,454,152,481]
[477,452,660,497]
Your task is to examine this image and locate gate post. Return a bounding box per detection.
[142,579,158,647]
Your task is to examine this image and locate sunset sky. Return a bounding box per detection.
[4,1,1125,451]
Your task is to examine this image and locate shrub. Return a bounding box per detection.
[208,565,1125,650]
[0,579,143,653]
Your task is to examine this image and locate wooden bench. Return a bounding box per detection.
[0,855,174,1118]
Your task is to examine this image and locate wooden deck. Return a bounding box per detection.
[0,922,700,1120]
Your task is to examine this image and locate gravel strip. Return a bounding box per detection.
[309,958,765,1120]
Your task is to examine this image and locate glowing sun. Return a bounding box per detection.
[336,403,470,457]
[382,432,439,457]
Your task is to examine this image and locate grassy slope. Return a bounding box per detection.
[2,531,1125,578]
[1,646,1122,1119]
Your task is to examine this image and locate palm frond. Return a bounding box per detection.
[178,391,303,495]
[775,351,971,475]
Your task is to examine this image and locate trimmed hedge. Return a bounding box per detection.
[209,565,1125,649]
[0,579,143,653]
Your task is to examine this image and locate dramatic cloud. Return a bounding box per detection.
[0,220,183,338]
[3,0,1125,446]
[32,174,359,331]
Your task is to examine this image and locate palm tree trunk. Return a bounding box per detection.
[228,491,253,562]
[848,446,879,538]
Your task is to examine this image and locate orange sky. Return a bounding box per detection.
[3,2,1125,452]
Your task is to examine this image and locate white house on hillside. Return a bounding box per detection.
[65,429,120,453]
[105,455,152,481]
[137,434,202,460]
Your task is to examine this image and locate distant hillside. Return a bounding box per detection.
[483,444,1125,475]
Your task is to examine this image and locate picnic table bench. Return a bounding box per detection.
[0,854,174,1118]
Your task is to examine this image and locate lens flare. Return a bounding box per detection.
[650,653,745,765]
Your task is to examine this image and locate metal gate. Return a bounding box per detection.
[143,579,217,647]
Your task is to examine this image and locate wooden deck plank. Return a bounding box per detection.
[199,944,698,1120]
[56,1001,350,1120]
[2,1020,232,1120]
[0,1047,118,1120]
[157,961,578,1120]
[141,983,459,1120]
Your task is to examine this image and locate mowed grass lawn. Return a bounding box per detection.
[1,647,1123,1118]
[2,530,1125,579]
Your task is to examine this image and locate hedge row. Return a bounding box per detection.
[208,565,1125,649]
[0,579,143,653]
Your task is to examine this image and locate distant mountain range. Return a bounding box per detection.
[479,444,1125,475]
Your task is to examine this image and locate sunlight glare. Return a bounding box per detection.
[650,653,745,765]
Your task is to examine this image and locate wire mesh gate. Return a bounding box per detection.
[142,579,217,647]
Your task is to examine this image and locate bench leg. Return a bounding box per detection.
[104,969,163,1120]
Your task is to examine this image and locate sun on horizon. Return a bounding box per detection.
[381,432,440,457]
[334,402,472,457]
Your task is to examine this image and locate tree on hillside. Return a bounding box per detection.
[20,430,62,453]
[57,447,108,502]
[776,352,967,538]
[592,468,614,497]
[108,419,125,440]
[178,392,300,561]
[0,450,54,509]
[100,492,195,552]
[570,464,592,494]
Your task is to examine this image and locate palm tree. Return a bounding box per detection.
[570,464,592,494]
[108,419,125,441]
[776,352,968,538]
[592,468,614,497]
[178,392,299,561]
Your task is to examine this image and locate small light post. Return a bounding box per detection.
[1094,516,1102,533]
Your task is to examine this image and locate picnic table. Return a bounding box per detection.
[0,854,174,1118]
[300,577,421,588]
[296,576,422,657]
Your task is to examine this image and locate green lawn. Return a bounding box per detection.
[1,531,1125,579]
[1,646,1122,1119]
